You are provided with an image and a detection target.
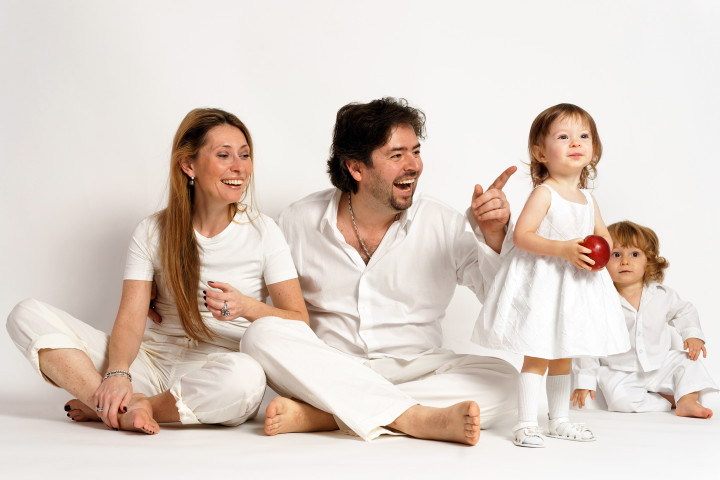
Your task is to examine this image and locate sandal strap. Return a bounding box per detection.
[552,421,594,439]
[514,426,545,446]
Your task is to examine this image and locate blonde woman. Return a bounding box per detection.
[7,108,308,434]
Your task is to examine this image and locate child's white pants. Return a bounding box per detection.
[240,316,518,440]
[598,349,718,412]
[7,298,266,426]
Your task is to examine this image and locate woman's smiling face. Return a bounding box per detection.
[182,124,252,208]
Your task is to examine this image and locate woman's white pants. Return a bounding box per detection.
[7,298,266,426]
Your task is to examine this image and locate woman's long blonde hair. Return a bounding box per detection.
[158,108,254,341]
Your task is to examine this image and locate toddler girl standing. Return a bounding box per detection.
[472,103,630,447]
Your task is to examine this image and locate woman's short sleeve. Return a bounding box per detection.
[123,216,159,282]
[261,216,298,286]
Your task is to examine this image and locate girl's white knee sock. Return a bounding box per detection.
[546,374,571,421]
[516,372,543,429]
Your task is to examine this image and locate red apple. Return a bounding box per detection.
[582,235,610,271]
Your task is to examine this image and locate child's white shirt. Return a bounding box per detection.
[574,281,705,391]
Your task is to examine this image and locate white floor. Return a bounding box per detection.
[1,386,717,480]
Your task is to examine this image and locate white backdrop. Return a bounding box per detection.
[1,0,718,398]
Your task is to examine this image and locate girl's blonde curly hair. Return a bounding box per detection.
[608,220,669,283]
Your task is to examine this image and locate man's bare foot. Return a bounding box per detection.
[676,395,713,419]
[390,401,481,446]
[64,399,100,422]
[118,394,160,434]
[265,396,338,436]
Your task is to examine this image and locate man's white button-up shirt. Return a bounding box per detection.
[278,189,504,360]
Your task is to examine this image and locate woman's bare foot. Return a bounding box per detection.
[265,397,338,436]
[676,394,713,419]
[64,399,100,422]
[390,401,481,446]
[118,394,160,434]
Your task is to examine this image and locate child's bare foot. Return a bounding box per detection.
[118,394,160,434]
[676,395,713,419]
[64,399,100,422]
[659,393,676,408]
[390,401,481,445]
[264,397,338,436]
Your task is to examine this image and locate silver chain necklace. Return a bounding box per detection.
[348,194,372,260]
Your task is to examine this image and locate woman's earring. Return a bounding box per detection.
[188,176,195,187]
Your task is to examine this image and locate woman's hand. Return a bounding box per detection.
[560,238,593,270]
[93,375,133,429]
[204,281,251,321]
[100,280,149,428]
[204,278,308,324]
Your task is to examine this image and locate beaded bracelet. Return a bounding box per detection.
[103,370,132,382]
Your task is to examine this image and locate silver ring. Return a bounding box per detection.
[95,406,103,413]
[500,199,505,208]
[221,301,231,317]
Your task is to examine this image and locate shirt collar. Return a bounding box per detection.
[319,189,342,236]
[320,188,419,234]
[619,281,660,312]
[638,281,661,311]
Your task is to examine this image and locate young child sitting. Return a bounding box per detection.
[572,220,717,418]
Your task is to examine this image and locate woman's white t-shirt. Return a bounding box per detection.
[123,210,298,346]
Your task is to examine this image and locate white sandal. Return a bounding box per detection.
[547,417,595,442]
[513,425,546,448]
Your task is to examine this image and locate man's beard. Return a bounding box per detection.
[366,168,417,212]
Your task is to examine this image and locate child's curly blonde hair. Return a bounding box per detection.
[528,103,602,188]
[608,220,669,284]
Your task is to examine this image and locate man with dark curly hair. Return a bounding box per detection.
[241,97,519,445]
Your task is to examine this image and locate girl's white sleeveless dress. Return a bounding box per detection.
[472,184,630,359]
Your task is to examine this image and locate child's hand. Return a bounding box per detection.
[570,389,595,408]
[684,338,707,360]
[560,239,593,270]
